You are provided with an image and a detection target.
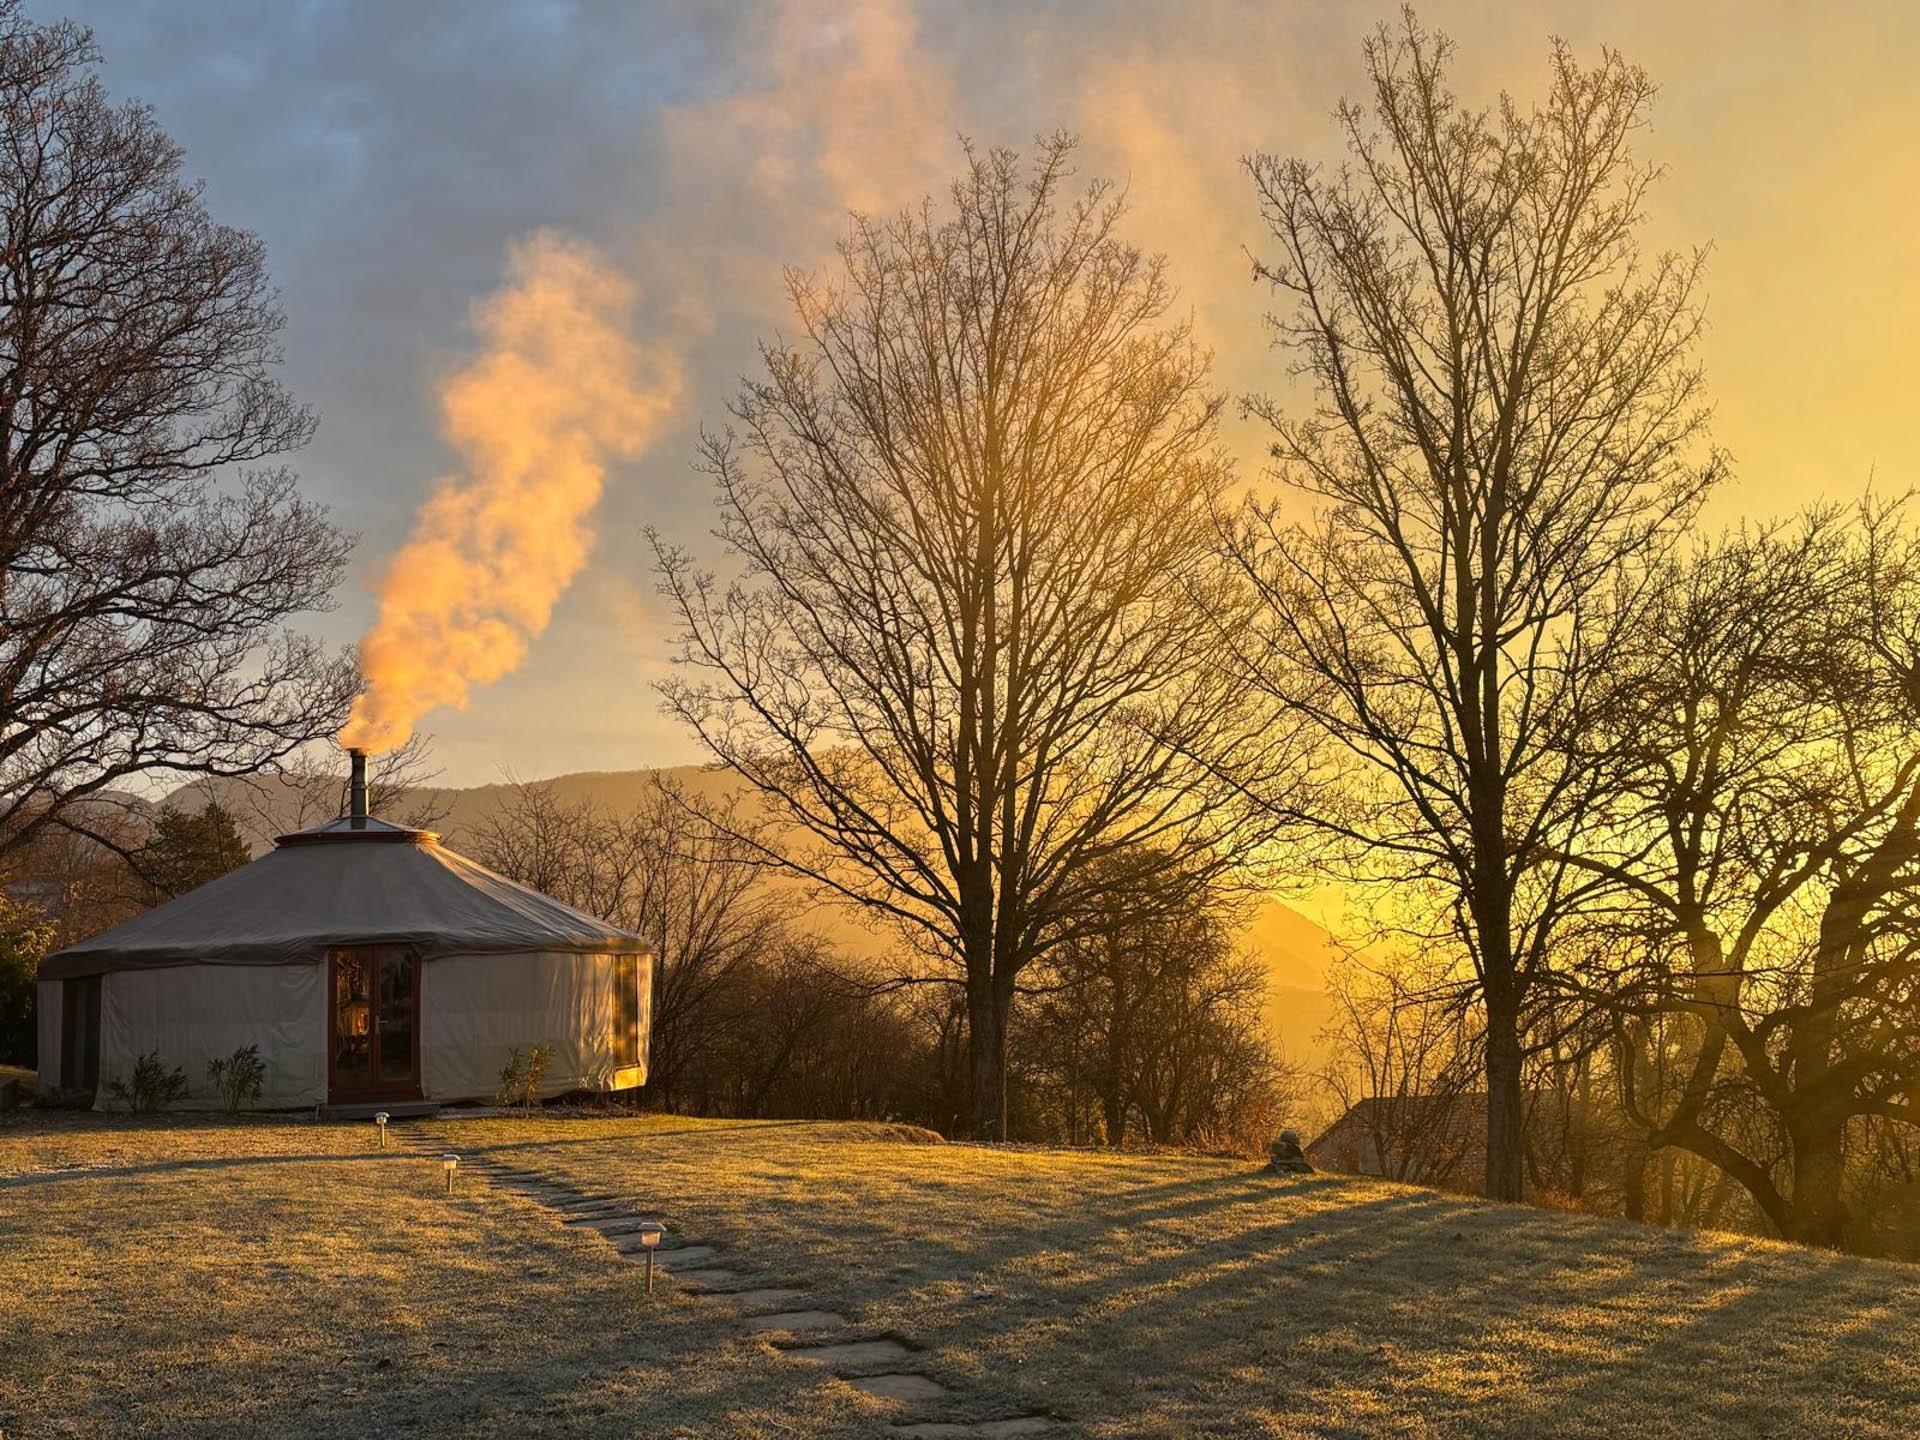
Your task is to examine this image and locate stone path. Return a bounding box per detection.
[423,1142,1065,1437]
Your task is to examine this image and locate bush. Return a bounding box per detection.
[206,1043,266,1112]
[105,1051,189,1112]
[495,1043,553,1109]
[524,1043,551,1106]
[0,896,54,1068]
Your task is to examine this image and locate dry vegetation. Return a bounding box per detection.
[4,1111,1919,1438]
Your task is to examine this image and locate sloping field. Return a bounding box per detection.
[3,1111,1916,1438]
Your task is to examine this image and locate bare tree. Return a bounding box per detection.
[1565,504,1920,1247]
[1317,961,1478,1186]
[655,136,1284,1137]
[214,733,450,846]
[0,4,353,863]
[1024,856,1289,1152]
[1226,13,1717,1198]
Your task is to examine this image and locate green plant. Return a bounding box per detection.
[105,1052,189,1112]
[495,1046,526,1106]
[494,1043,553,1109]
[206,1043,265,1112]
[523,1044,552,1109]
[0,894,54,1067]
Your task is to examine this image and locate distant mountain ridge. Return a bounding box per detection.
[172,763,1339,1066]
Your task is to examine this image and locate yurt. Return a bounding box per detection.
[35,753,652,1112]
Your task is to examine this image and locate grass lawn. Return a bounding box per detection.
[4,1111,1918,1438]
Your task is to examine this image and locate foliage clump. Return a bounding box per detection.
[206,1043,266,1112]
[496,1044,553,1109]
[136,802,252,903]
[105,1052,189,1112]
[0,894,53,1067]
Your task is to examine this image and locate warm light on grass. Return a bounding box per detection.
[6,1113,1920,1438]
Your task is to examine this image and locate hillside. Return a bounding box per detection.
[176,764,1342,1066]
[5,1110,1916,1438]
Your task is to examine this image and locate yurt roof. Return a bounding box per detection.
[40,816,647,980]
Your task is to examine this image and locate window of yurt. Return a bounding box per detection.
[613,953,642,1066]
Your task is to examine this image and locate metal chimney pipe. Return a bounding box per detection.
[348,748,369,828]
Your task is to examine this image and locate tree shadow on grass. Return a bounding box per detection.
[931,1177,1920,1438]
[0,1150,406,1189]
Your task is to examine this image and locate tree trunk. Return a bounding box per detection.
[965,971,1009,1140]
[1622,1144,1648,1223]
[1783,1110,1850,1248]
[1484,984,1525,1202]
[1102,1092,1127,1149]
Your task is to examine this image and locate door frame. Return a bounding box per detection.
[326,945,423,1103]
[59,974,101,1093]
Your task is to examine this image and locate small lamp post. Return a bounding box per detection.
[374,1112,389,1150]
[637,1222,665,1294]
[442,1153,459,1194]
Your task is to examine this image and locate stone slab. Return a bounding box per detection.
[848,1374,949,1403]
[722,1288,809,1311]
[788,1339,915,1368]
[566,1214,651,1233]
[663,1267,746,1290]
[653,1246,719,1268]
[743,1310,846,1333]
[898,1420,1056,1438]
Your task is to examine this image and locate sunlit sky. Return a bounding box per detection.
[57,0,1920,787]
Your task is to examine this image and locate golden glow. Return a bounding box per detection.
[1061,0,1920,520]
[342,0,1920,771]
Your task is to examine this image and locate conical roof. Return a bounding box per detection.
[40,816,645,980]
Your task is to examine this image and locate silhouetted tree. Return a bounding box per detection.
[1565,504,1920,1247]
[0,3,354,866]
[0,892,52,1065]
[1317,960,1478,1186]
[1225,13,1717,1198]
[656,136,1284,1138]
[1025,858,1289,1152]
[133,800,250,902]
[229,734,451,842]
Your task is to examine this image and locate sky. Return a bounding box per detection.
[52,0,1920,787]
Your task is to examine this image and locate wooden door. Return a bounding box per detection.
[327,946,421,1101]
[60,975,100,1092]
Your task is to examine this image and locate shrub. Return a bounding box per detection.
[0,895,53,1068]
[105,1051,189,1112]
[495,1046,526,1106]
[495,1043,553,1109]
[206,1043,266,1112]
[523,1044,552,1108]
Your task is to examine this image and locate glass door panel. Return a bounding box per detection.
[329,946,418,1100]
[332,948,373,1093]
[376,950,417,1086]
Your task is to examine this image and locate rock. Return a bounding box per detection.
[742,1309,846,1332]
[787,1338,915,1367]
[847,1372,948,1402]
[1267,1128,1313,1174]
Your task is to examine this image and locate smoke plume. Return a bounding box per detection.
[340,231,678,753]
